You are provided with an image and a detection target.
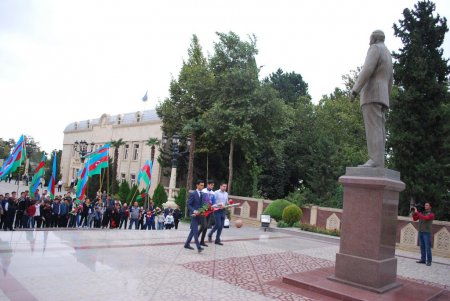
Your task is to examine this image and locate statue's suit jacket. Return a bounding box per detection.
[352,42,393,108]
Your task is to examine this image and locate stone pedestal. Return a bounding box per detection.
[330,167,405,293]
[167,167,177,202]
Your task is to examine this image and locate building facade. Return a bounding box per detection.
[62,110,163,196]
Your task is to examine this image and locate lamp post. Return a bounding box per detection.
[73,140,95,163]
[162,134,191,207]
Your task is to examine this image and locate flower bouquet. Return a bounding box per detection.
[192,202,212,217]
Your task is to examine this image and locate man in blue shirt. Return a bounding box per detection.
[208,182,228,245]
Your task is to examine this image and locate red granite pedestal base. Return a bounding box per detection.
[333,168,405,292]
[281,267,448,301]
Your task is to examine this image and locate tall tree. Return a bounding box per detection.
[389,0,450,219]
[146,138,160,163]
[264,68,310,105]
[156,34,214,190]
[206,32,260,194]
[110,139,125,194]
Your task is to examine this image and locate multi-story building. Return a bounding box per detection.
[61,109,163,195]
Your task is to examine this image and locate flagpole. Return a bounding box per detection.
[130,187,138,205]
[16,172,20,195]
[99,170,103,196]
[107,162,110,196]
[145,186,150,210]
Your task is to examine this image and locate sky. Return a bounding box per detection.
[1,0,449,153]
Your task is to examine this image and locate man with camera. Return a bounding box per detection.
[412,202,435,266]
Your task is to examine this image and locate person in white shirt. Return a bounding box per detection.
[57,180,63,192]
[164,211,174,230]
[200,180,215,246]
[208,182,228,245]
[34,201,42,228]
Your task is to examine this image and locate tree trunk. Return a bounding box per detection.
[228,139,234,194]
[112,148,119,194]
[185,133,196,218]
[186,133,196,191]
[151,146,155,163]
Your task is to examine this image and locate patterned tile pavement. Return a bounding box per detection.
[0,222,448,301]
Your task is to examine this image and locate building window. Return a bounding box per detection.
[123,144,129,160]
[130,174,136,186]
[136,112,141,122]
[133,144,139,161]
[74,122,78,130]
[117,115,122,125]
[87,120,90,128]
[121,173,126,182]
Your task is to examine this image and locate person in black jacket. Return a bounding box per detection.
[4,192,18,231]
[173,208,181,230]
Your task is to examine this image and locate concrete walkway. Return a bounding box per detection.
[0,181,448,300]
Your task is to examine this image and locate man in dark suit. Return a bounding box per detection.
[351,30,393,168]
[184,180,205,253]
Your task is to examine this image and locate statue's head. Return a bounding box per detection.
[370,30,385,45]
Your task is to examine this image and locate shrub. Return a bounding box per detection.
[263,199,293,221]
[136,188,147,207]
[118,180,131,202]
[285,187,312,207]
[277,220,289,228]
[282,204,303,226]
[152,184,168,208]
[296,223,340,237]
[127,184,139,204]
[175,187,187,214]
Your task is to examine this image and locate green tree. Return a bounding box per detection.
[389,1,450,219]
[127,184,139,204]
[264,68,310,105]
[156,35,214,191]
[206,31,260,194]
[146,138,160,163]
[110,139,125,194]
[118,180,131,203]
[175,187,187,216]
[152,184,168,208]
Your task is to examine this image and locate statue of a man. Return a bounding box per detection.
[351,30,393,168]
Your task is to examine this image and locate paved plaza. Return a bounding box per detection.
[0,182,449,301]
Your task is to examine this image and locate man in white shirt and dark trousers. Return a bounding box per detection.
[208,182,228,245]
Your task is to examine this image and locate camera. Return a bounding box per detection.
[410,203,424,213]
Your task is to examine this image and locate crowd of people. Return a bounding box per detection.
[0,189,182,231]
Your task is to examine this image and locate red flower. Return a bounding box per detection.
[229,199,234,205]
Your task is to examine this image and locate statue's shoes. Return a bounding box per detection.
[358,159,378,167]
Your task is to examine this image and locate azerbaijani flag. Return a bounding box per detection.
[75,160,89,200]
[86,144,109,176]
[136,193,147,201]
[137,160,152,189]
[0,135,25,180]
[30,153,46,194]
[48,151,57,199]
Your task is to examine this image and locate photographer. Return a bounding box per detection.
[412,202,435,266]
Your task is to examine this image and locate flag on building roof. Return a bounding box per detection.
[137,160,152,189]
[142,90,148,102]
[0,135,25,180]
[48,151,57,199]
[30,153,46,195]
